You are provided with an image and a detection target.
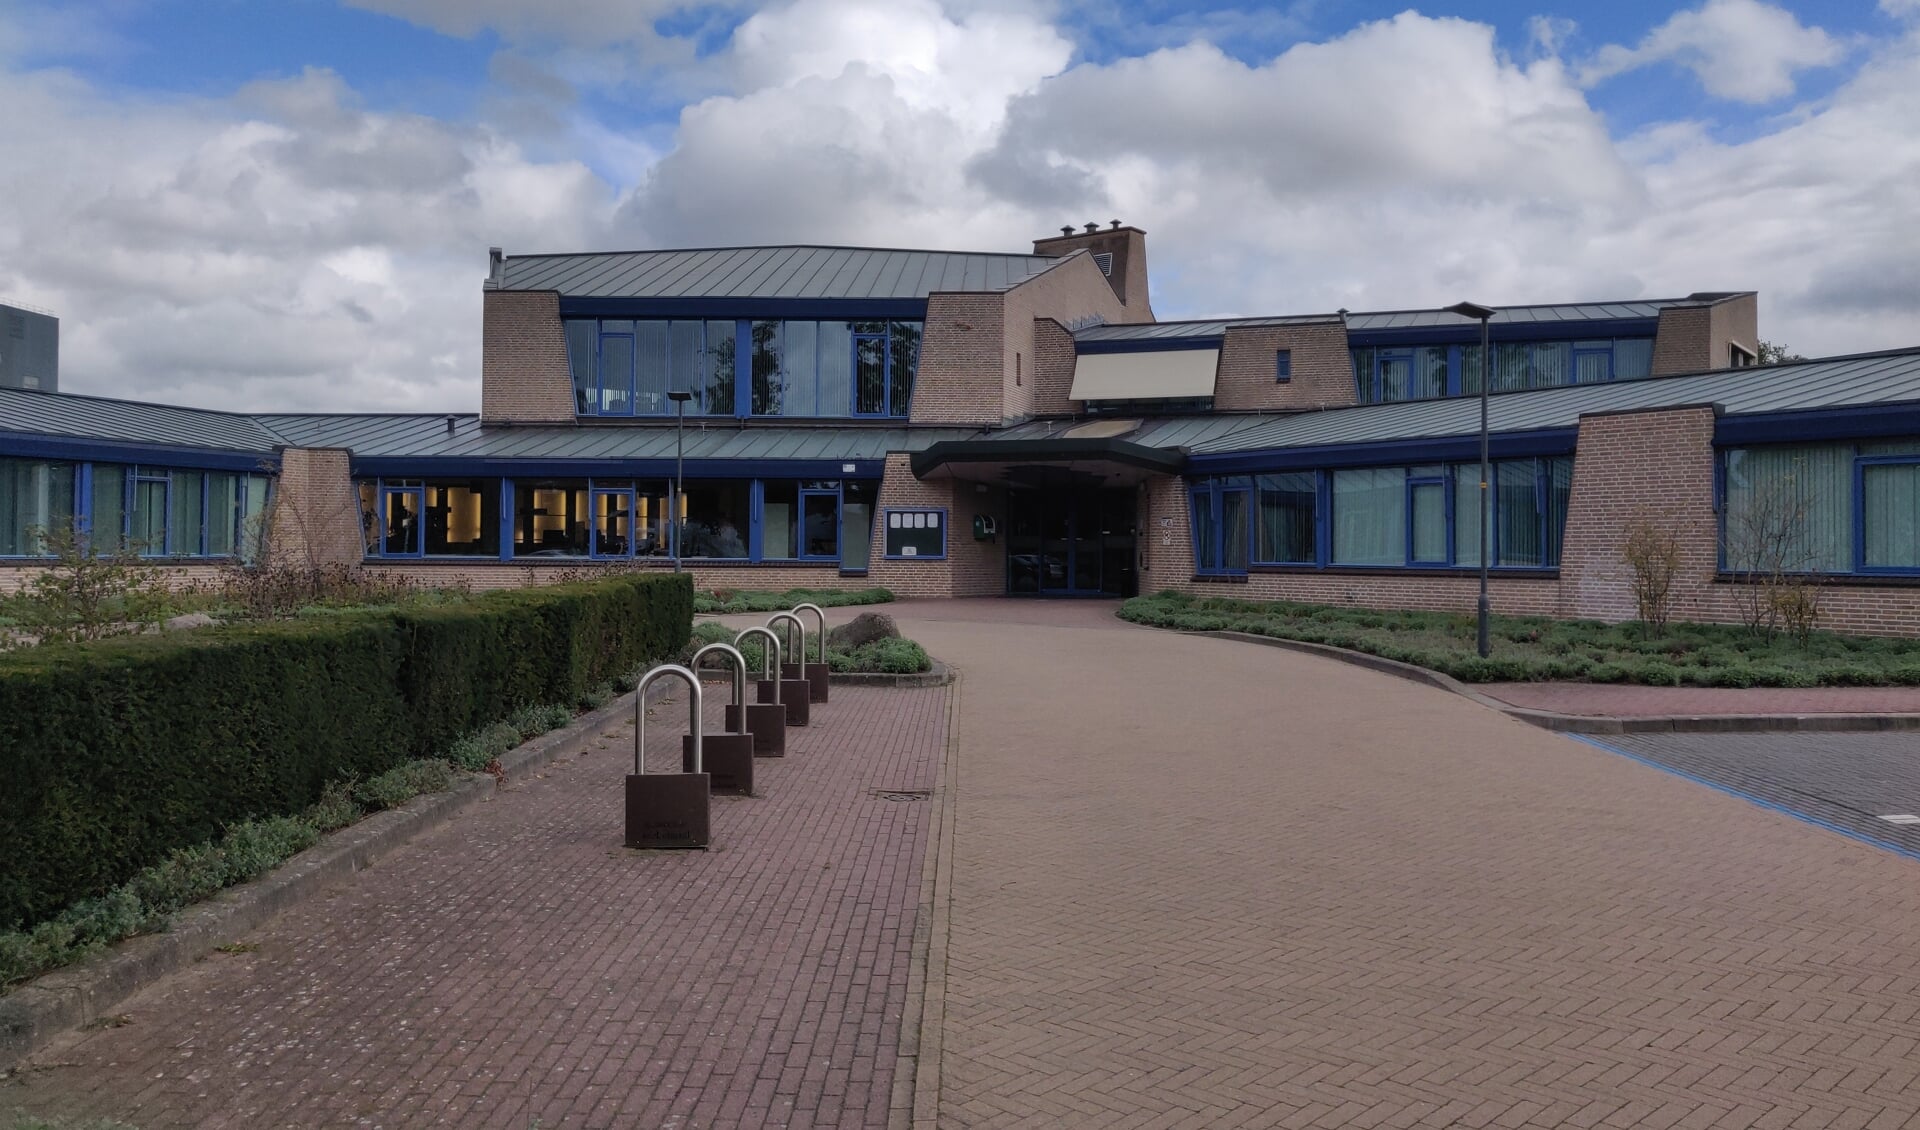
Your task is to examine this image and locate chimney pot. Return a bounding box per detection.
[1060,226,1075,237]
[1084,222,1099,234]
[1110,219,1122,229]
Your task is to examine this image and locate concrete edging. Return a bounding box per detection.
[891,666,961,1130]
[0,680,673,1074]
[832,660,953,689]
[1194,629,1920,734]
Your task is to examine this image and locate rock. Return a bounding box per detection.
[827,611,899,651]
[164,612,220,632]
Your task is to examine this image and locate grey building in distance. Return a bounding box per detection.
[0,303,58,392]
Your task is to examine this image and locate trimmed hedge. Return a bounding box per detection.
[0,573,691,928]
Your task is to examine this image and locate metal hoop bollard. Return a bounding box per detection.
[731,626,789,756]
[790,602,831,704]
[625,664,709,849]
[763,612,813,727]
[685,643,755,795]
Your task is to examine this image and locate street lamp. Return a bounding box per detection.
[1444,301,1497,658]
[667,389,692,573]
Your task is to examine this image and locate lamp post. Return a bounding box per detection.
[1444,301,1496,658]
[667,389,692,573]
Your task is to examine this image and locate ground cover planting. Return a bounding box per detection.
[1121,591,1920,687]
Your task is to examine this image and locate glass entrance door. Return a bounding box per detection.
[1005,477,1138,596]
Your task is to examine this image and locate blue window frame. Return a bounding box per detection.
[1275,350,1292,384]
[568,317,921,419]
[1720,442,1920,576]
[591,487,637,558]
[1352,338,1656,404]
[1189,479,1253,575]
[1191,457,1570,573]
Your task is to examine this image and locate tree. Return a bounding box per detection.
[1758,341,1806,366]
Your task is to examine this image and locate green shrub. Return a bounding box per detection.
[828,638,932,674]
[692,586,894,614]
[357,760,455,812]
[0,572,691,929]
[578,682,615,710]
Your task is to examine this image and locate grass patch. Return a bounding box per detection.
[1119,591,1920,687]
[693,587,894,614]
[683,621,932,675]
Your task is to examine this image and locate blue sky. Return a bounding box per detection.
[0,0,1915,411]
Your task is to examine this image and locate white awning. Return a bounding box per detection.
[1068,348,1219,401]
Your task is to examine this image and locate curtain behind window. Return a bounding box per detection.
[1723,445,1851,572]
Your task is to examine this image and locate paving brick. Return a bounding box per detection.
[3,682,945,1128]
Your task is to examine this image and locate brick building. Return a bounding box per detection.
[4,223,1920,633]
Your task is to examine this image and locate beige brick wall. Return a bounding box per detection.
[1709,293,1759,368]
[1002,255,1129,420]
[482,290,576,424]
[269,448,364,569]
[1651,306,1709,375]
[1030,319,1079,417]
[1140,474,1193,593]
[0,562,229,597]
[1212,322,1356,413]
[1030,227,1154,322]
[867,454,1005,597]
[911,293,1006,426]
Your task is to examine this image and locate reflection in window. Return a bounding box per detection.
[1359,338,1657,403]
[566,318,921,418]
[841,481,875,571]
[1332,468,1404,565]
[92,464,127,553]
[1255,472,1314,564]
[0,457,75,556]
[680,480,750,559]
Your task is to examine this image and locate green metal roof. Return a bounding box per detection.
[1191,347,1920,455]
[0,385,282,453]
[498,245,1061,300]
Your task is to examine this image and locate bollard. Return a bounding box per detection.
[790,602,831,704]
[685,643,755,796]
[728,626,789,757]
[764,612,814,726]
[626,664,710,849]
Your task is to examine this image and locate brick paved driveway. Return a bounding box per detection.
[3,683,946,1129]
[896,604,1920,1129]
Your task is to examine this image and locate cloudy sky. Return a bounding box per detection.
[0,0,1915,413]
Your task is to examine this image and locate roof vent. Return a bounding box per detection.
[1092,252,1114,277]
[487,246,504,288]
[1084,222,1099,234]
[1060,226,1075,237]
[445,415,458,435]
[1110,219,1122,229]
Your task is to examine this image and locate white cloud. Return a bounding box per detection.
[1579,0,1843,103]
[1,0,1918,415]
[0,63,615,411]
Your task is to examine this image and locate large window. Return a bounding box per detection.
[1191,457,1573,574]
[679,480,751,559]
[0,459,268,560]
[568,318,921,419]
[1352,338,1655,404]
[1722,441,1920,574]
[0,458,74,556]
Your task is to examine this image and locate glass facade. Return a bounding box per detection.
[1193,457,1574,574]
[568,317,921,418]
[355,475,878,568]
[0,458,267,560]
[1722,440,1920,573]
[1352,338,1655,404]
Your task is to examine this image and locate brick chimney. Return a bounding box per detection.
[1032,220,1153,323]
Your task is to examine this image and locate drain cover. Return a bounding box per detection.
[870,789,932,802]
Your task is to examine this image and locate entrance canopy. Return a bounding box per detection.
[910,429,1186,487]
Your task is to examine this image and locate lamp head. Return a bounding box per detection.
[666,390,693,403]
[1443,300,1496,322]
